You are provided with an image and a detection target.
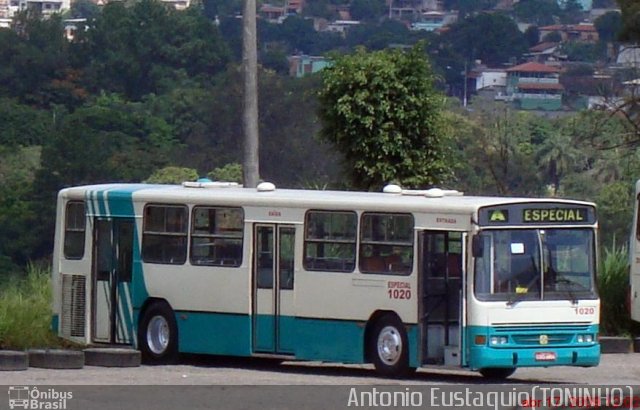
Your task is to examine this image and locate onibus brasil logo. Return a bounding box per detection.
[8,386,72,410]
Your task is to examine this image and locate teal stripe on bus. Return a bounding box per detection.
[176,311,253,357]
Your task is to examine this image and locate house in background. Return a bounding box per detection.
[506,62,564,111]
[288,55,331,78]
[538,23,599,43]
[527,42,561,64]
[410,11,456,32]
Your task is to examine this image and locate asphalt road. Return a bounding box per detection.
[2,354,639,410]
[1,352,639,385]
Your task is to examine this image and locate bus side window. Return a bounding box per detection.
[142,204,188,265]
[63,201,86,259]
[304,210,357,273]
[190,206,244,267]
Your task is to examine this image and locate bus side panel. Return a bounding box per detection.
[293,317,365,363]
[175,311,252,356]
[290,318,420,366]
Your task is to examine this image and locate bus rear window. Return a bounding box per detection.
[142,205,188,265]
[190,206,244,267]
[304,210,356,272]
[64,201,86,259]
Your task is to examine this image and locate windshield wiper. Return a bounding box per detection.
[553,276,585,305]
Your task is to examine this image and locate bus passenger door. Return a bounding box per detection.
[419,231,463,365]
[252,224,296,354]
[92,218,134,345]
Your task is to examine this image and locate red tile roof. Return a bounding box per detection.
[539,24,597,32]
[529,42,559,53]
[506,62,561,73]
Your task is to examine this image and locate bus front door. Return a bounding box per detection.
[252,224,296,354]
[92,218,134,345]
[419,231,463,365]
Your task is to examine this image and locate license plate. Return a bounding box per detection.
[535,352,557,361]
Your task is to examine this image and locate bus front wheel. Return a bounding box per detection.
[369,314,413,378]
[138,301,179,364]
[479,367,516,379]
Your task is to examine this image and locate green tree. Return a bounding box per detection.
[454,103,543,196]
[524,26,541,47]
[76,0,230,100]
[536,125,583,196]
[442,12,528,66]
[0,146,41,267]
[513,0,561,26]
[0,12,71,107]
[145,166,198,183]
[37,93,177,189]
[67,0,100,20]
[208,163,243,183]
[558,0,585,24]
[350,0,386,22]
[317,45,449,190]
[594,10,622,43]
[345,20,411,51]
[0,98,52,146]
[617,0,640,43]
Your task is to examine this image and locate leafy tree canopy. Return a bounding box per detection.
[513,0,561,26]
[76,0,231,100]
[442,12,528,66]
[617,0,640,43]
[594,11,622,43]
[350,0,386,22]
[318,44,450,190]
[145,166,198,184]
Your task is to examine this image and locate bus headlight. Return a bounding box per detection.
[577,334,594,343]
[489,336,508,345]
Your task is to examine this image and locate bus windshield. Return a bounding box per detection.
[474,229,596,302]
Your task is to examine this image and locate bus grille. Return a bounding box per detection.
[61,274,86,338]
[494,324,591,346]
[511,334,573,345]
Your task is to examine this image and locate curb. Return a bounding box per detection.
[0,351,28,371]
[28,349,84,369]
[84,348,141,367]
[600,336,632,354]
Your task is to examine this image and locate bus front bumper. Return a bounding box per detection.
[469,344,600,370]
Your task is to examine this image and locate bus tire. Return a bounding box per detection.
[28,349,84,369]
[138,301,179,365]
[0,351,28,371]
[479,367,516,379]
[369,314,412,378]
[84,348,141,367]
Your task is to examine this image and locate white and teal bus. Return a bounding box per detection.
[52,181,600,378]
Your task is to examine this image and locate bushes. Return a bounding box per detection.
[598,244,640,336]
[0,263,61,349]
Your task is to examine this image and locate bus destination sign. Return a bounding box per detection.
[479,203,595,226]
[522,207,587,223]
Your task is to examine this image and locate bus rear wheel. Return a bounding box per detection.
[138,301,179,364]
[479,367,516,379]
[369,314,413,378]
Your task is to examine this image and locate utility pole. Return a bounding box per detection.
[242,0,260,188]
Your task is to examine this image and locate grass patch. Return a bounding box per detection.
[0,262,64,349]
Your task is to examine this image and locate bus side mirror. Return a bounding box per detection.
[472,235,484,257]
